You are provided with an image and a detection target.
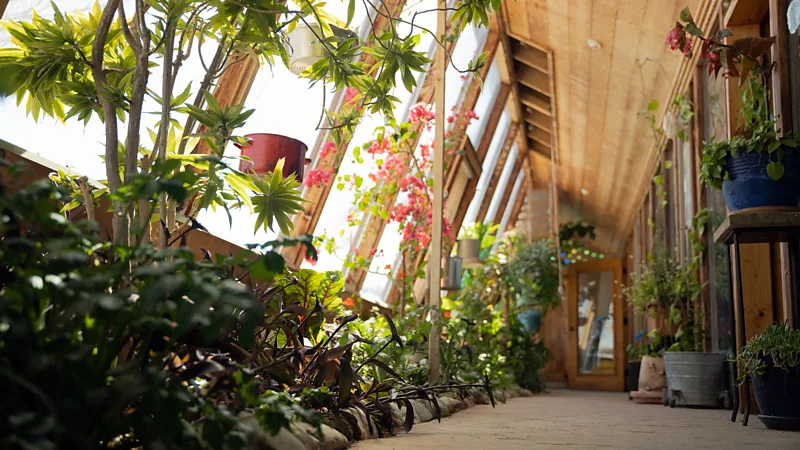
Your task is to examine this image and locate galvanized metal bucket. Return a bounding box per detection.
[663,352,725,408]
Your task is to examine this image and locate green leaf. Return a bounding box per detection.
[680,7,693,23]
[346,0,355,27]
[647,99,659,111]
[684,22,703,38]
[767,161,785,181]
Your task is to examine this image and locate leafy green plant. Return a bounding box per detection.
[736,323,800,383]
[506,238,560,312]
[670,7,799,188]
[623,252,703,352]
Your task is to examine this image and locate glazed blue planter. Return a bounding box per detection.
[722,147,800,211]
[518,310,541,333]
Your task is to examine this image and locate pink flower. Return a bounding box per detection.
[367,137,392,155]
[410,102,435,124]
[320,141,336,159]
[447,115,455,123]
[666,23,692,57]
[303,168,332,188]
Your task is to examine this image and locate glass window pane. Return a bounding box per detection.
[492,170,523,252]
[483,144,517,225]
[577,270,616,375]
[445,24,489,118]
[466,59,501,144]
[463,108,511,225]
[306,0,438,272]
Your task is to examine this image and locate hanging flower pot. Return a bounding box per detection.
[286,23,326,76]
[286,23,358,75]
[235,133,310,180]
[441,254,463,291]
[457,238,481,268]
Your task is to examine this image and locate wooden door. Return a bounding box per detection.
[565,259,625,391]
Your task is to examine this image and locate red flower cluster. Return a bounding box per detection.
[410,102,435,124]
[373,154,407,181]
[666,23,692,57]
[303,168,332,188]
[320,141,336,159]
[367,137,392,155]
[702,38,723,76]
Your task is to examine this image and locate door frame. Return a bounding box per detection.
[565,258,625,391]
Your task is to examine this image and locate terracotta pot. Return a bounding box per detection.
[235,133,310,180]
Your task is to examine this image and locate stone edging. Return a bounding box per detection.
[244,386,535,449]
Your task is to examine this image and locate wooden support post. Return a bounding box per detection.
[427,5,446,384]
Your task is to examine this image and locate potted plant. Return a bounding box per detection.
[457,222,500,268]
[626,330,668,398]
[235,134,311,180]
[625,252,726,407]
[670,8,800,211]
[506,238,560,333]
[736,323,800,430]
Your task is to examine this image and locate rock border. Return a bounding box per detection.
[246,386,535,449]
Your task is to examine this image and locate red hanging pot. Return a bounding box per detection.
[235,133,310,180]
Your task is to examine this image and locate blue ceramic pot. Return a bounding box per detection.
[518,310,541,333]
[722,147,800,211]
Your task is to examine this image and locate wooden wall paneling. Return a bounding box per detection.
[541,297,568,383]
[475,124,519,223]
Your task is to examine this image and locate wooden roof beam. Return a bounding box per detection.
[491,155,524,225]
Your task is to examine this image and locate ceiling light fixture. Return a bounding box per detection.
[587,39,602,50]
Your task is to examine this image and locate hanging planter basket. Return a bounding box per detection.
[441,254,463,291]
[235,133,310,180]
[286,23,358,76]
[457,238,482,268]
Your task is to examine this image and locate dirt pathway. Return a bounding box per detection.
[353,389,798,449]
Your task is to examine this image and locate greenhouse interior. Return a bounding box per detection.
[3,0,800,448]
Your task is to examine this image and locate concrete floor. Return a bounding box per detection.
[354,389,799,449]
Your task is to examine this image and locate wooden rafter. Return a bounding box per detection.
[282,0,407,267]
[475,123,519,223]
[0,1,8,19]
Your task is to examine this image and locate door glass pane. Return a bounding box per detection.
[577,271,615,375]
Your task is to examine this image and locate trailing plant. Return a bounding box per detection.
[669,7,800,188]
[736,323,800,383]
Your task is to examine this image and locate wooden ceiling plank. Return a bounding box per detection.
[591,0,648,230]
[578,2,617,236]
